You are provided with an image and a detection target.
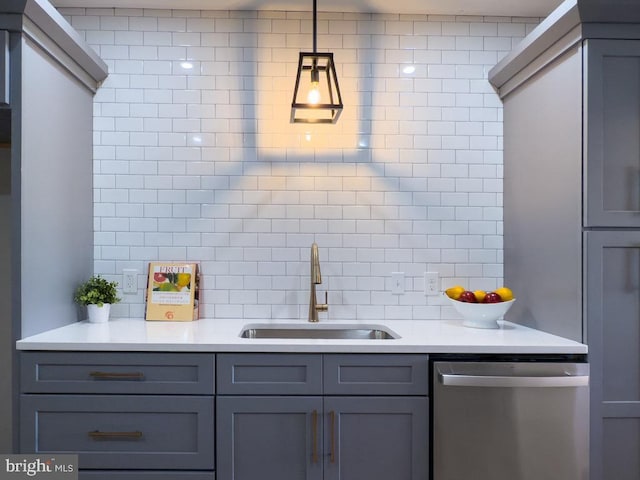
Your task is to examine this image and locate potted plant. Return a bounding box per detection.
[74,275,121,323]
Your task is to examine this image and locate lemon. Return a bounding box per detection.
[445,285,465,300]
[494,287,514,301]
[474,290,487,302]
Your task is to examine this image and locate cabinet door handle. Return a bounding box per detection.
[88,430,143,439]
[329,410,336,464]
[89,371,145,380]
[311,410,319,464]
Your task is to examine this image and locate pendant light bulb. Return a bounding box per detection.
[307,83,321,104]
[307,64,321,105]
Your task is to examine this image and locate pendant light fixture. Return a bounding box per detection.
[290,0,343,124]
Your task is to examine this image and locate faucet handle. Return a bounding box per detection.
[316,291,328,313]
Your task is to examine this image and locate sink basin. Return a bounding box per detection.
[240,323,399,340]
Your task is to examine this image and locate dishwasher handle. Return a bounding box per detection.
[438,372,589,388]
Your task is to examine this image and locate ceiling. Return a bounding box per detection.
[50,0,565,18]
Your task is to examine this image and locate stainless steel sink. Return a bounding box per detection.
[240,323,399,340]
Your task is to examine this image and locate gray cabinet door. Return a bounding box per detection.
[323,397,428,480]
[217,396,323,480]
[585,39,640,227]
[586,231,640,480]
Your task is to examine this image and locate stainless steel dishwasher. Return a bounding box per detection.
[434,361,589,480]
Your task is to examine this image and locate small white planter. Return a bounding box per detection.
[87,304,111,323]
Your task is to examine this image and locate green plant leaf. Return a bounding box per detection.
[74,275,121,306]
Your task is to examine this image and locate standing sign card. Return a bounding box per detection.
[145,262,199,321]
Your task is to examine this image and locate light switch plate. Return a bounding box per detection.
[391,272,405,295]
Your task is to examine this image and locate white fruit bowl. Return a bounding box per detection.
[447,297,516,329]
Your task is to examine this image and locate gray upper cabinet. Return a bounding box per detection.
[0,31,8,106]
[585,39,640,227]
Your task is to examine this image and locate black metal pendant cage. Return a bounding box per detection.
[290,0,343,124]
[291,52,343,124]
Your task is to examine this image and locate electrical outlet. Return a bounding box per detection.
[123,269,137,294]
[391,272,405,295]
[424,271,439,296]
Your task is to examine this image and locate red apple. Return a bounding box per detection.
[483,292,503,303]
[458,291,478,303]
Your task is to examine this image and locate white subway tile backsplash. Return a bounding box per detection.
[86,30,115,45]
[66,6,539,320]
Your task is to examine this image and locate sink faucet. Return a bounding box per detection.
[309,242,328,322]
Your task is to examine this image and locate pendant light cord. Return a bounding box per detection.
[312,0,317,53]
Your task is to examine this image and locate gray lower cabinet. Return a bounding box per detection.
[216,354,429,480]
[20,352,216,479]
[586,232,640,480]
[21,352,428,480]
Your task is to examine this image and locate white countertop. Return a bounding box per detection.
[16,317,588,354]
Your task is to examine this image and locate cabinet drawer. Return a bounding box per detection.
[20,395,215,470]
[21,352,214,394]
[324,354,429,395]
[80,472,214,479]
[217,354,322,395]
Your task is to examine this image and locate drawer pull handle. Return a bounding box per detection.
[311,410,319,464]
[89,371,145,380]
[88,430,143,439]
[329,410,336,464]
